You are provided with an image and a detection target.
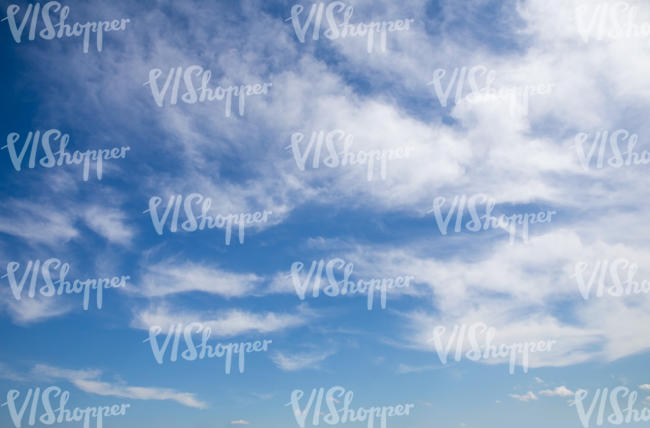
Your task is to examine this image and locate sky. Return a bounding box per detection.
[1,0,650,427]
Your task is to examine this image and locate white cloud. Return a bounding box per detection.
[32,364,207,409]
[1,294,74,325]
[339,230,650,368]
[0,199,134,248]
[230,420,251,425]
[0,200,79,245]
[271,350,334,371]
[639,384,650,390]
[132,304,310,337]
[82,206,134,246]
[509,391,538,402]
[539,386,574,397]
[136,261,262,298]
[0,362,28,382]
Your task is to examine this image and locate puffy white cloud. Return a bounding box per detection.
[539,386,575,397]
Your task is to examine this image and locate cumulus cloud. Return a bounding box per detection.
[539,386,574,397]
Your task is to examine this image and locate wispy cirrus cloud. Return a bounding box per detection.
[509,391,538,402]
[134,261,263,298]
[271,350,335,371]
[31,364,207,409]
[131,303,312,337]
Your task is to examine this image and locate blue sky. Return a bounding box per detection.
[1,0,650,427]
